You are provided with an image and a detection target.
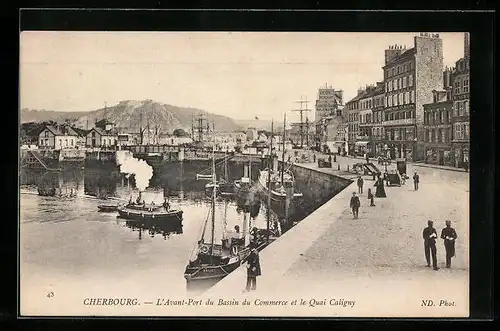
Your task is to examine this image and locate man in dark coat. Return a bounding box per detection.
[350,192,360,219]
[413,172,420,190]
[423,220,439,270]
[440,220,458,268]
[245,245,261,291]
[357,176,364,194]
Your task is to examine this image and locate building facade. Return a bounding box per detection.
[38,125,79,150]
[450,34,470,169]
[371,82,386,156]
[314,84,343,120]
[382,33,444,161]
[345,90,362,155]
[423,90,454,166]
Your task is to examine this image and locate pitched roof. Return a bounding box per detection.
[87,127,118,136]
[43,125,62,135]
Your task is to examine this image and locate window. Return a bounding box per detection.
[398,93,402,105]
[441,129,446,143]
[92,131,96,138]
[464,101,469,115]
[426,129,429,142]
[393,94,397,106]
[40,139,44,146]
[44,131,49,138]
[65,139,68,147]
[392,80,397,90]
[440,111,444,123]
[408,75,413,87]
[437,129,441,142]
[410,90,415,103]
[409,62,413,70]
[403,76,407,88]
[71,139,74,146]
[45,139,49,146]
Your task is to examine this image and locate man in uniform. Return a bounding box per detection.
[357,176,364,194]
[413,172,420,191]
[423,220,439,270]
[440,220,458,268]
[350,192,361,219]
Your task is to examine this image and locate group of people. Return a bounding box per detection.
[423,220,458,270]
[127,192,171,211]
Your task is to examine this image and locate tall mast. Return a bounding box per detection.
[210,138,216,255]
[266,119,273,244]
[224,149,228,181]
[281,113,286,185]
[292,96,311,148]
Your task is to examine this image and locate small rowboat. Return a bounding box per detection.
[117,204,183,222]
[98,204,119,212]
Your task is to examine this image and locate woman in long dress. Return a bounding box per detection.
[374,175,387,198]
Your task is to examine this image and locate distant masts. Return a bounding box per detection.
[291,95,312,147]
[192,112,209,142]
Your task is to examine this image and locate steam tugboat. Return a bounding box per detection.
[116,192,183,222]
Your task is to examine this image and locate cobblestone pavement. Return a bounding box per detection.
[281,162,469,297]
[205,158,469,316]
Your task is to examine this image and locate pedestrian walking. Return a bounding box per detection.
[357,176,364,194]
[350,192,360,219]
[400,173,406,185]
[440,220,457,268]
[423,220,439,270]
[413,172,420,190]
[333,154,336,162]
[367,188,375,206]
[374,174,387,198]
[328,155,332,164]
[313,153,316,163]
[244,244,261,292]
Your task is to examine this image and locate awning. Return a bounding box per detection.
[355,141,369,146]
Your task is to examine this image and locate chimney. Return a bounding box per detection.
[442,68,452,89]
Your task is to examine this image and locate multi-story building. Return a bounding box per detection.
[423,89,453,166]
[357,84,377,156]
[345,89,363,155]
[371,82,386,156]
[382,33,444,161]
[314,105,347,154]
[450,32,470,169]
[314,84,343,120]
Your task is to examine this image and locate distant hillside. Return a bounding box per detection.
[20,101,276,133]
[20,109,89,123]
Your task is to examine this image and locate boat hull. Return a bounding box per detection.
[98,205,119,212]
[117,206,183,222]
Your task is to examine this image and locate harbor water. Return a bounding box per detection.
[20,163,311,299]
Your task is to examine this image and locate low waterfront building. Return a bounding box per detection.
[86,127,118,149]
[38,125,79,150]
[423,90,453,166]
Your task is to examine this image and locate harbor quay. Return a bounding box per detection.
[202,158,469,317]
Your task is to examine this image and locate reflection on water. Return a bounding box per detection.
[20,164,284,295]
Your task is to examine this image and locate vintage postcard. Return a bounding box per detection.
[19,31,470,317]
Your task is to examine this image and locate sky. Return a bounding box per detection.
[20,32,465,122]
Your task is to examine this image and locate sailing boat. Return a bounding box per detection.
[199,150,235,197]
[257,114,303,210]
[216,150,235,196]
[184,142,265,286]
